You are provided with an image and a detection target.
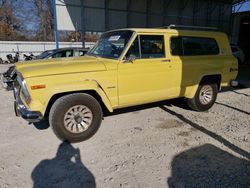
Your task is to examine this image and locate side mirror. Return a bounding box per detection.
[123,54,136,63]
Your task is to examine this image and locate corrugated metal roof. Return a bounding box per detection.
[220,0,245,4]
[232,0,246,4]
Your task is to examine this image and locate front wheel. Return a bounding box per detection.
[187,83,218,112]
[49,93,103,143]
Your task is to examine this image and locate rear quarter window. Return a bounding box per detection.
[171,36,220,56]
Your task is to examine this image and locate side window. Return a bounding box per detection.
[53,50,73,58]
[74,49,86,56]
[171,37,183,56]
[170,36,219,56]
[125,36,140,59]
[65,50,73,57]
[79,50,87,56]
[183,37,219,56]
[140,35,165,58]
[74,50,80,57]
[53,51,64,58]
[183,37,204,55]
[125,35,165,59]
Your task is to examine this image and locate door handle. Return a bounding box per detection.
[161,59,171,63]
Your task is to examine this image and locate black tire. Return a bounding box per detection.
[49,93,103,143]
[187,82,218,112]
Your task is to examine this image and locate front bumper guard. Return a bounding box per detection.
[14,98,43,123]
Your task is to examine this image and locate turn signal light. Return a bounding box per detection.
[31,85,46,90]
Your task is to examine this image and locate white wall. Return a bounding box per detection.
[0,41,95,60]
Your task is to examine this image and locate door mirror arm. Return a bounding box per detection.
[123,54,136,63]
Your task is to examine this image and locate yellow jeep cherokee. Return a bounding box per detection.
[14,26,238,142]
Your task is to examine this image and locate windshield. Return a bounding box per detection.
[87,30,134,59]
[36,50,53,59]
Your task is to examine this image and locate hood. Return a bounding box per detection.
[16,56,107,78]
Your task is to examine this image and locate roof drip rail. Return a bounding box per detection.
[162,24,219,31]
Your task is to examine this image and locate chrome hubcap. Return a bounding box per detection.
[199,85,213,105]
[64,105,93,133]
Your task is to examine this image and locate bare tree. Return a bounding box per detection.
[0,0,26,40]
[28,0,54,41]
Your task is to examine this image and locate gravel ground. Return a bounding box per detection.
[0,64,249,188]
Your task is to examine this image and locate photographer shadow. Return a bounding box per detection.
[31,142,96,188]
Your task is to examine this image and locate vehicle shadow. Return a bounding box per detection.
[32,99,189,129]
[231,90,250,97]
[215,102,250,116]
[33,119,50,130]
[220,85,248,94]
[168,144,250,188]
[104,98,190,117]
[31,142,96,188]
[160,106,250,160]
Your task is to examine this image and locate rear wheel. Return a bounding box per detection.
[49,93,103,143]
[187,83,218,111]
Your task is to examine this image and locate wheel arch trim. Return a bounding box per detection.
[43,80,114,117]
[185,74,222,99]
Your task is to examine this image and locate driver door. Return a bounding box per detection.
[118,33,181,107]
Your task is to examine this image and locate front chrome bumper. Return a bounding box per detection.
[14,87,43,123]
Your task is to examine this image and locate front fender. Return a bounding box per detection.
[44,80,113,113]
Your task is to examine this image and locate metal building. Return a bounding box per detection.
[54,0,245,47]
[232,9,250,60]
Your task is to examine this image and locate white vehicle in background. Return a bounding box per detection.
[231,44,245,65]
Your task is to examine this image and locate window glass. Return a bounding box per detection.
[140,35,165,58]
[36,50,53,59]
[74,50,80,57]
[53,51,63,58]
[170,36,219,56]
[88,30,133,59]
[79,50,87,56]
[53,50,73,58]
[65,50,73,57]
[182,37,219,56]
[74,49,85,56]
[171,37,183,56]
[125,36,140,59]
[53,51,65,58]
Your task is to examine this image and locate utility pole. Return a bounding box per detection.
[52,0,59,49]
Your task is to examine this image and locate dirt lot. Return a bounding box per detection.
[0,64,249,188]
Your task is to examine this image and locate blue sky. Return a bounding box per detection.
[234,0,250,12]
